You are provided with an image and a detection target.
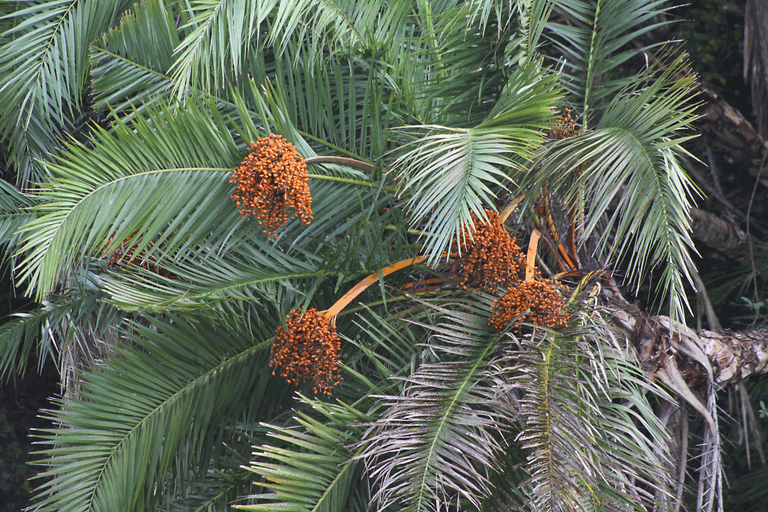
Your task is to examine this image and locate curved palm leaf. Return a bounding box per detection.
[524,56,699,324]
[241,396,370,512]
[89,0,180,118]
[31,313,286,512]
[360,300,511,512]
[546,0,676,127]
[499,317,676,512]
[15,97,244,298]
[100,241,322,312]
[394,64,558,263]
[0,283,109,378]
[0,179,38,247]
[0,0,137,184]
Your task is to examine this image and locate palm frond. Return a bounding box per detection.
[31,314,286,512]
[394,64,558,263]
[524,55,699,324]
[497,313,676,511]
[0,179,37,247]
[100,241,321,313]
[0,0,137,184]
[360,300,511,512]
[546,0,676,127]
[241,396,370,512]
[170,0,275,95]
[89,0,180,118]
[15,96,244,299]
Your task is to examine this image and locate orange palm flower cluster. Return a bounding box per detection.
[103,231,174,278]
[550,108,582,140]
[230,135,313,237]
[450,209,524,294]
[489,279,568,333]
[270,308,342,395]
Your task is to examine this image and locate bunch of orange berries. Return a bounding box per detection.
[103,231,174,278]
[550,108,582,140]
[450,209,525,294]
[449,208,568,333]
[230,135,313,238]
[489,279,568,333]
[270,308,342,395]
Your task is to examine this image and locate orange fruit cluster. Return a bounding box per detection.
[270,308,342,395]
[103,231,174,278]
[230,135,313,238]
[489,279,567,333]
[550,108,582,140]
[450,209,524,294]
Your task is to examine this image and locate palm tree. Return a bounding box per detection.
[0,1,765,511]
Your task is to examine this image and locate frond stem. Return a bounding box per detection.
[307,174,398,193]
[324,256,427,318]
[305,156,374,174]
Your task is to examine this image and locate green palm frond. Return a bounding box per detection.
[31,314,285,512]
[0,284,110,378]
[100,241,322,312]
[170,0,276,95]
[15,97,245,299]
[499,316,675,512]
[241,396,371,511]
[525,55,699,324]
[343,305,427,389]
[89,0,180,118]
[360,300,511,512]
[171,0,408,97]
[546,0,676,127]
[0,0,137,184]
[408,15,508,127]
[394,65,558,263]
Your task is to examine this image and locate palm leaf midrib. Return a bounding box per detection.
[82,337,272,512]
[413,338,496,511]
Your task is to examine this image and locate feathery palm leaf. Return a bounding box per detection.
[394,64,558,262]
[0,0,137,184]
[15,97,244,298]
[100,240,321,313]
[524,56,699,323]
[546,0,676,127]
[360,300,511,512]
[0,179,37,247]
[89,0,180,118]
[497,315,676,511]
[32,313,286,512]
[0,283,110,378]
[242,396,371,512]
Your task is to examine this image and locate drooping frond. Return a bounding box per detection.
[0,0,137,184]
[100,241,321,312]
[0,179,37,247]
[241,396,371,511]
[89,0,180,119]
[360,301,511,512]
[15,97,244,299]
[524,55,700,324]
[0,284,110,378]
[496,314,676,511]
[31,314,285,512]
[394,65,558,262]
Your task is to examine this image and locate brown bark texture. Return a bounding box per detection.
[696,80,768,188]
